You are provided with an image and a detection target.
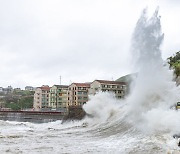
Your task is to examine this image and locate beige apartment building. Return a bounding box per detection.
[33,85,50,111]
[67,83,90,107]
[89,80,127,99]
[49,85,68,111]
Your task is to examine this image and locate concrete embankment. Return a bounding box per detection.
[0,106,86,123]
[0,111,64,123]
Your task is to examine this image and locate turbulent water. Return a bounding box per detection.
[1,8,180,154]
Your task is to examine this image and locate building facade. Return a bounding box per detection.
[67,83,90,107]
[33,85,50,111]
[49,85,68,111]
[89,80,127,99]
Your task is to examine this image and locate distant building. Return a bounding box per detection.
[49,85,68,111]
[0,87,3,93]
[67,83,90,107]
[25,86,35,91]
[89,80,127,99]
[14,88,21,92]
[3,86,13,94]
[33,85,50,111]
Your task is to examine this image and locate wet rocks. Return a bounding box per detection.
[62,106,86,122]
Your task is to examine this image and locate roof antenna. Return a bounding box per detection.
[60,76,61,85]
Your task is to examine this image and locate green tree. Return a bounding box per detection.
[168,51,180,76]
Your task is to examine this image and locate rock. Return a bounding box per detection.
[62,106,86,123]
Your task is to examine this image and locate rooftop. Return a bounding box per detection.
[71,83,90,87]
[53,85,69,88]
[95,80,127,85]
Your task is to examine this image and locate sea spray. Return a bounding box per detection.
[127,8,180,134]
[83,92,121,123]
[83,8,180,136]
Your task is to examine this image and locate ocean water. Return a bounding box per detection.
[1,8,180,154]
[0,112,179,154]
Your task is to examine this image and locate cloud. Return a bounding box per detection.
[0,0,179,88]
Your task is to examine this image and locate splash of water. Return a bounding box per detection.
[83,8,180,136]
[127,8,180,134]
[83,92,121,123]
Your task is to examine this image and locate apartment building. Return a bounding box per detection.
[67,83,90,107]
[89,80,127,99]
[49,85,68,111]
[33,85,50,111]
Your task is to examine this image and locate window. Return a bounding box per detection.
[102,85,105,88]
[78,97,82,100]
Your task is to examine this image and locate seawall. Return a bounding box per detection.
[0,111,64,123]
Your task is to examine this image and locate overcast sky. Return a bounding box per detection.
[0,0,179,89]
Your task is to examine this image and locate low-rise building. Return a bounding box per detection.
[3,86,13,94]
[89,80,127,99]
[67,83,90,107]
[33,85,50,111]
[49,85,68,111]
[25,86,35,91]
[14,88,21,92]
